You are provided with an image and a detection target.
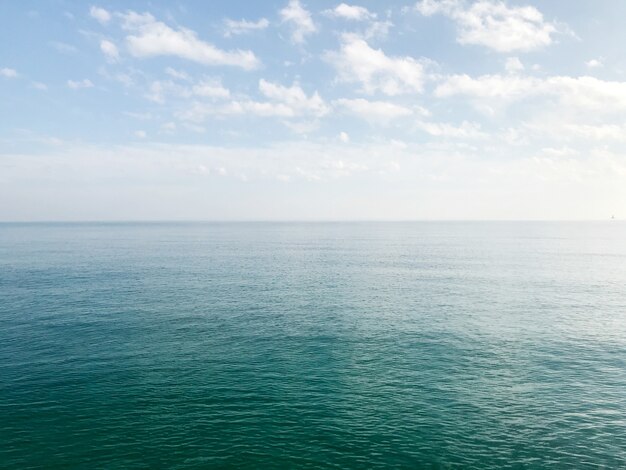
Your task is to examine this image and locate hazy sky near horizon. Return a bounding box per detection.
[1,0,626,220]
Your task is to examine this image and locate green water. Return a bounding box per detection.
[1,222,625,468]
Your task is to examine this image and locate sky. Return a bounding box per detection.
[1,0,626,221]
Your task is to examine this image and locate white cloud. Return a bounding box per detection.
[165,67,189,81]
[145,80,183,103]
[334,98,413,123]
[548,123,626,142]
[505,57,524,74]
[576,124,626,141]
[436,73,537,102]
[67,79,94,89]
[177,80,328,122]
[32,81,48,90]
[325,4,376,21]
[124,111,153,120]
[417,120,486,138]
[176,99,296,122]
[5,138,626,220]
[339,131,350,142]
[585,58,603,68]
[113,73,134,87]
[50,41,78,54]
[97,66,136,87]
[183,123,206,133]
[540,146,576,158]
[324,4,389,39]
[546,76,626,111]
[144,77,230,104]
[192,78,230,99]
[415,0,562,52]
[258,79,328,116]
[280,0,317,44]
[390,139,408,149]
[363,20,394,39]
[100,39,119,62]
[134,130,147,139]
[325,35,427,95]
[283,120,321,134]
[1,140,401,192]
[0,68,18,78]
[223,18,269,37]
[120,11,260,70]
[436,73,626,113]
[89,6,111,24]
[216,101,295,118]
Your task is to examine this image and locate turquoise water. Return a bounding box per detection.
[1,222,625,468]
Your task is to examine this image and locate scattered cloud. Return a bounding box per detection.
[505,57,524,74]
[5,134,626,220]
[100,39,119,62]
[177,80,328,122]
[417,120,486,138]
[120,11,260,70]
[325,35,427,95]
[67,79,94,89]
[548,76,626,111]
[325,4,376,21]
[143,77,230,104]
[4,3,626,221]
[89,5,111,24]
[540,146,577,157]
[0,67,18,78]
[112,73,134,87]
[182,124,206,135]
[334,98,413,123]
[554,123,626,142]
[32,81,48,90]
[435,73,529,108]
[585,58,603,68]
[283,119,321,134]
[145,80,183,103]
[258,79,328,116]
[363,20,394,39]
[324,3,389,39]
[161,122,177,133]
[165,67,190,81]
[280,0,317,44]
[124,111,153,120]
[436,73,626,114]
[192,78,230,99]
[50,41,78,54]
[223,18,269,37]
[415,0,563,52]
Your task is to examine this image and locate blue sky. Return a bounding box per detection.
[1,0,626,220]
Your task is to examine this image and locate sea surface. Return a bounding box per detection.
[1,222,625,469]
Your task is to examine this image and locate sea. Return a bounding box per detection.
[1,222,625,468]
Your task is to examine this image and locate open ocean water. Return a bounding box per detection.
[1,221,625,469]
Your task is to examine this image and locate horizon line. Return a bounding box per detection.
[0,219,622,224]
